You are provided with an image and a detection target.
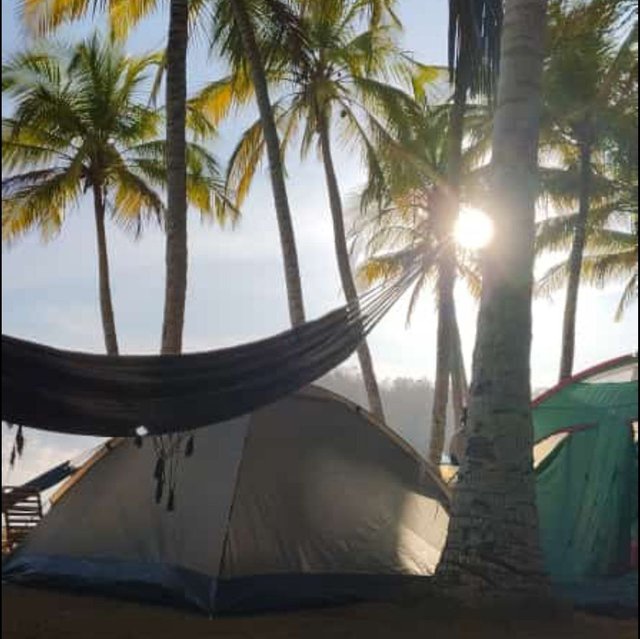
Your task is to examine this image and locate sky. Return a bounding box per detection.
[2,0,638,485]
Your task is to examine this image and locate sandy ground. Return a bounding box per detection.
[2,584,637,639]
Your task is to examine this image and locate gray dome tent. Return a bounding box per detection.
[2,387,450,614]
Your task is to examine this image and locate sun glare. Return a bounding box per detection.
[454,208,494,251]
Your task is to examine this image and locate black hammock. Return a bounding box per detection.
[2,275,414,438]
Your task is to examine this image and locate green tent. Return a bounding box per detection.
[533,355,638,612]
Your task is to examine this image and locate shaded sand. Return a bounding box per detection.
[2,584,637,639]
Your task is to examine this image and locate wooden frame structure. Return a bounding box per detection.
[2,486,43,553]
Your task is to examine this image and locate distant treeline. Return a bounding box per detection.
[319,369,549,459]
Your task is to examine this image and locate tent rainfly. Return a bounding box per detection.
[2,387,451,614]
[532,355,638,613]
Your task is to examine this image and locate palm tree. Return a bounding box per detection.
[535,130,638,321]
[353,104,489,461]
[200,0,413,340]
[436,0,550,598]
[22,0,408,342]
[204,1,426,420]
[2,36,234,355]
[21,0,307,347]
[541,0,637,380]
[356,206,477,459]
[536,104,638,321]
[161,0,190,354]
[423,0,503,465]
[19,0,193,351]
[214,0,307,327]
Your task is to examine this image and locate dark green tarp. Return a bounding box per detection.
[533,377,638,612]
[533,381,638,444]
[536,419,636,580]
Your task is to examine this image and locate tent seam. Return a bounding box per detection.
[213,415,253,610]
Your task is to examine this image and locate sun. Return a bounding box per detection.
[454,207,494,251]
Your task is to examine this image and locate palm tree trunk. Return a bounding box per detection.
[450,303,468,431]
[448,307,468,465]
[559,133,592,380]
[161,0,189,355]
[230,0,305,327]
[430,251,456,465]
[92,184,119,356]
[437,0,550,599]
[429,88,466,465]
[317,113,386,422]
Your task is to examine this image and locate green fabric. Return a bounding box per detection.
[536,421,636,582]
[533,379,638,586]
[533,381,638,444]
[632,449,638,544]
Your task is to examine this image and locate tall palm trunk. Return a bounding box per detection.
[92,184,119,356]
[317,113,385,422]
[559,130,592,380]
[450,303,468,431]
[429,87,467,465]
[161,0,189,355]
[230,0,305,327]
[430,250,456,464]
[437,0,550,599]
[448,306,468,465]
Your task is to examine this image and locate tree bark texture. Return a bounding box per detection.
[230,0,306,327]
[437,0,551,600]
[430,249,456,464]
[317,114,386,422]
[450,302,468,432]
[559,133,592,381]
[430,82,467,465]
[161,0,189,355]
[92,184,119,356]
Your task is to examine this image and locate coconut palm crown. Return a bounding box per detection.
[2,35,234,354]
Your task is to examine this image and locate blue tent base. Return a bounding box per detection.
[2,553,429,615]
[1,554,214,613]
[4,553,637,617]
[553,572,638,618]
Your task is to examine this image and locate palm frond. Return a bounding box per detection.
[2,159,84,243]
[109,0,160,41]
[405,272,432,326]
[535,260,571,298]
[2,129,76,172]
[2,168,67,198]
[581,248,638,288]
[225,116,268,209]
[535,213,580,254]
[585,227,637,253]
[21,0,92,36]
[188,72,254,129]
[358,253,405,285]
[110,165,165,237]
[456,258,483,300]
[615,271,638,321]
[448,0,503,99]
